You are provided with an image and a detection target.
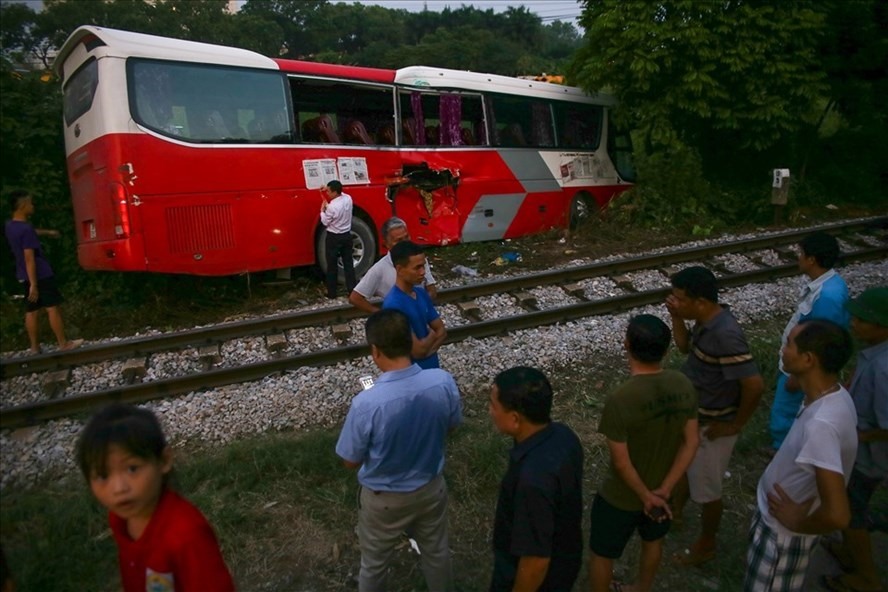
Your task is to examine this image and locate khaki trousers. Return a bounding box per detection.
[357,474,453,592]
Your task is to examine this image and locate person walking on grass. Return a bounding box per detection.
[821,287,888,592]
[4,189,82,355]
[744,319,857,592]
[664,266,765,567]
[589,315,699,592]
[320,179,356,299]
[349,216,438,314]
[488,366,584,592]
[336,309,462,592]
[770,231,849,451]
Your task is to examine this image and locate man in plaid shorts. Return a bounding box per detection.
[744,319,858,591]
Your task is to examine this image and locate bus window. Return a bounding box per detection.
[608,119,636,182]
[552,102,602,150]
[490,94,554,148]
[289,77,394,146]
[399,91,484,147]
[63,58,98,126]
[128,59,292,144]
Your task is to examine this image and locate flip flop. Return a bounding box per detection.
[672,547,716,567]
[822,574,885,592]
[820,538,854,572]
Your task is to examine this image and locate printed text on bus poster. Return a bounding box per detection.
[303,159,339,189]
[337,157,369,185]
[303,157,370,188]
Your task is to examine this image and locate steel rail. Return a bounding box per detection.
[2,244,884,430]
[2,216,884,379]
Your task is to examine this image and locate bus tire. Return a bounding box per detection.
[316,216,377,282]
[568,193,593,231]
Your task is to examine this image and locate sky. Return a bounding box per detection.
[3,0,584,25]
[324,1,583,24]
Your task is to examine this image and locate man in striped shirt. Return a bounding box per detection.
[665,266,765,567]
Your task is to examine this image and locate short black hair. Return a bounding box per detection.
[793,319,853,374]
[626,314,671,363]
[76,403,167,480]
[8,189,30,214]
[365,309,413,359]
[326,180,343,194]
[493,366,552,425]
[799,231,840,269]
[390,240,424,268]
[671,266,719,303]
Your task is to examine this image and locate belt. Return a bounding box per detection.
[698,406,738,419]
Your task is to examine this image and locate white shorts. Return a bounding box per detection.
[687,423,739,504]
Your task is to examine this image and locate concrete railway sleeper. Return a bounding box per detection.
[1,238,885,430]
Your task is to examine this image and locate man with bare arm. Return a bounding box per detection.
[665,266,765,566]
[5,190,82,354]
[744,319,857,591]
[589,314,699,592]
[349,217,437,314]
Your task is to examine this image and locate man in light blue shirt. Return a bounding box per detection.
[770,231,849,449]
[336,309,462,591]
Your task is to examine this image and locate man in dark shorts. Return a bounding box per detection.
[488,366,584,591]
[589,314,699,592]
[5,190,82,354]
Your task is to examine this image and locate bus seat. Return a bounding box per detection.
[460,127,475,146]
[499,123,526,147]
[402,118,416,145]
[474,121,487,145]
[302,114,340,144]
[425,125,440,146]
[343,120,373,145]
[377,124,396,145]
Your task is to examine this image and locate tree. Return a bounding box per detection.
[571,0,829,176]
[240,0,327,58]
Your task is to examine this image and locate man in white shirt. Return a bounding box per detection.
[349,217,437,313]
[320,180,356,299]
[744,319,857,592]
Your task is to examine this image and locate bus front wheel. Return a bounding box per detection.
[317,217,377,282]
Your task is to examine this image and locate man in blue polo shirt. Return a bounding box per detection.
[336,309,462,592]
[488,366,584,591]
[382,240,446,369]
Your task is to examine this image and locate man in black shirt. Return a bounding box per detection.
[488,366,584,591]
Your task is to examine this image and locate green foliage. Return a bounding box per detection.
[573,1,828,155]
[605,141,774,233]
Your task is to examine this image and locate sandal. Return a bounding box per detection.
[822,574,885,592]
[672,547,716,567]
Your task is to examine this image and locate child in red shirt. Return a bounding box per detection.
[76,404,235,592]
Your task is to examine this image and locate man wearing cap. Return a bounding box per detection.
[822,286,888,592]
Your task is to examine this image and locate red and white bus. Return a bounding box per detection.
[54,26,634,277]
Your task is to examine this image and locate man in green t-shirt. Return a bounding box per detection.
[589,314,700,592]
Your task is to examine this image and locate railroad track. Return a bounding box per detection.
[1,217,885,429]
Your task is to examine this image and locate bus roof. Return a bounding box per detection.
[273,58,395,84]
[53,26,278,79]
[395,66,616,106]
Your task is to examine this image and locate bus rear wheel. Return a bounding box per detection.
[317,217,377,282]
